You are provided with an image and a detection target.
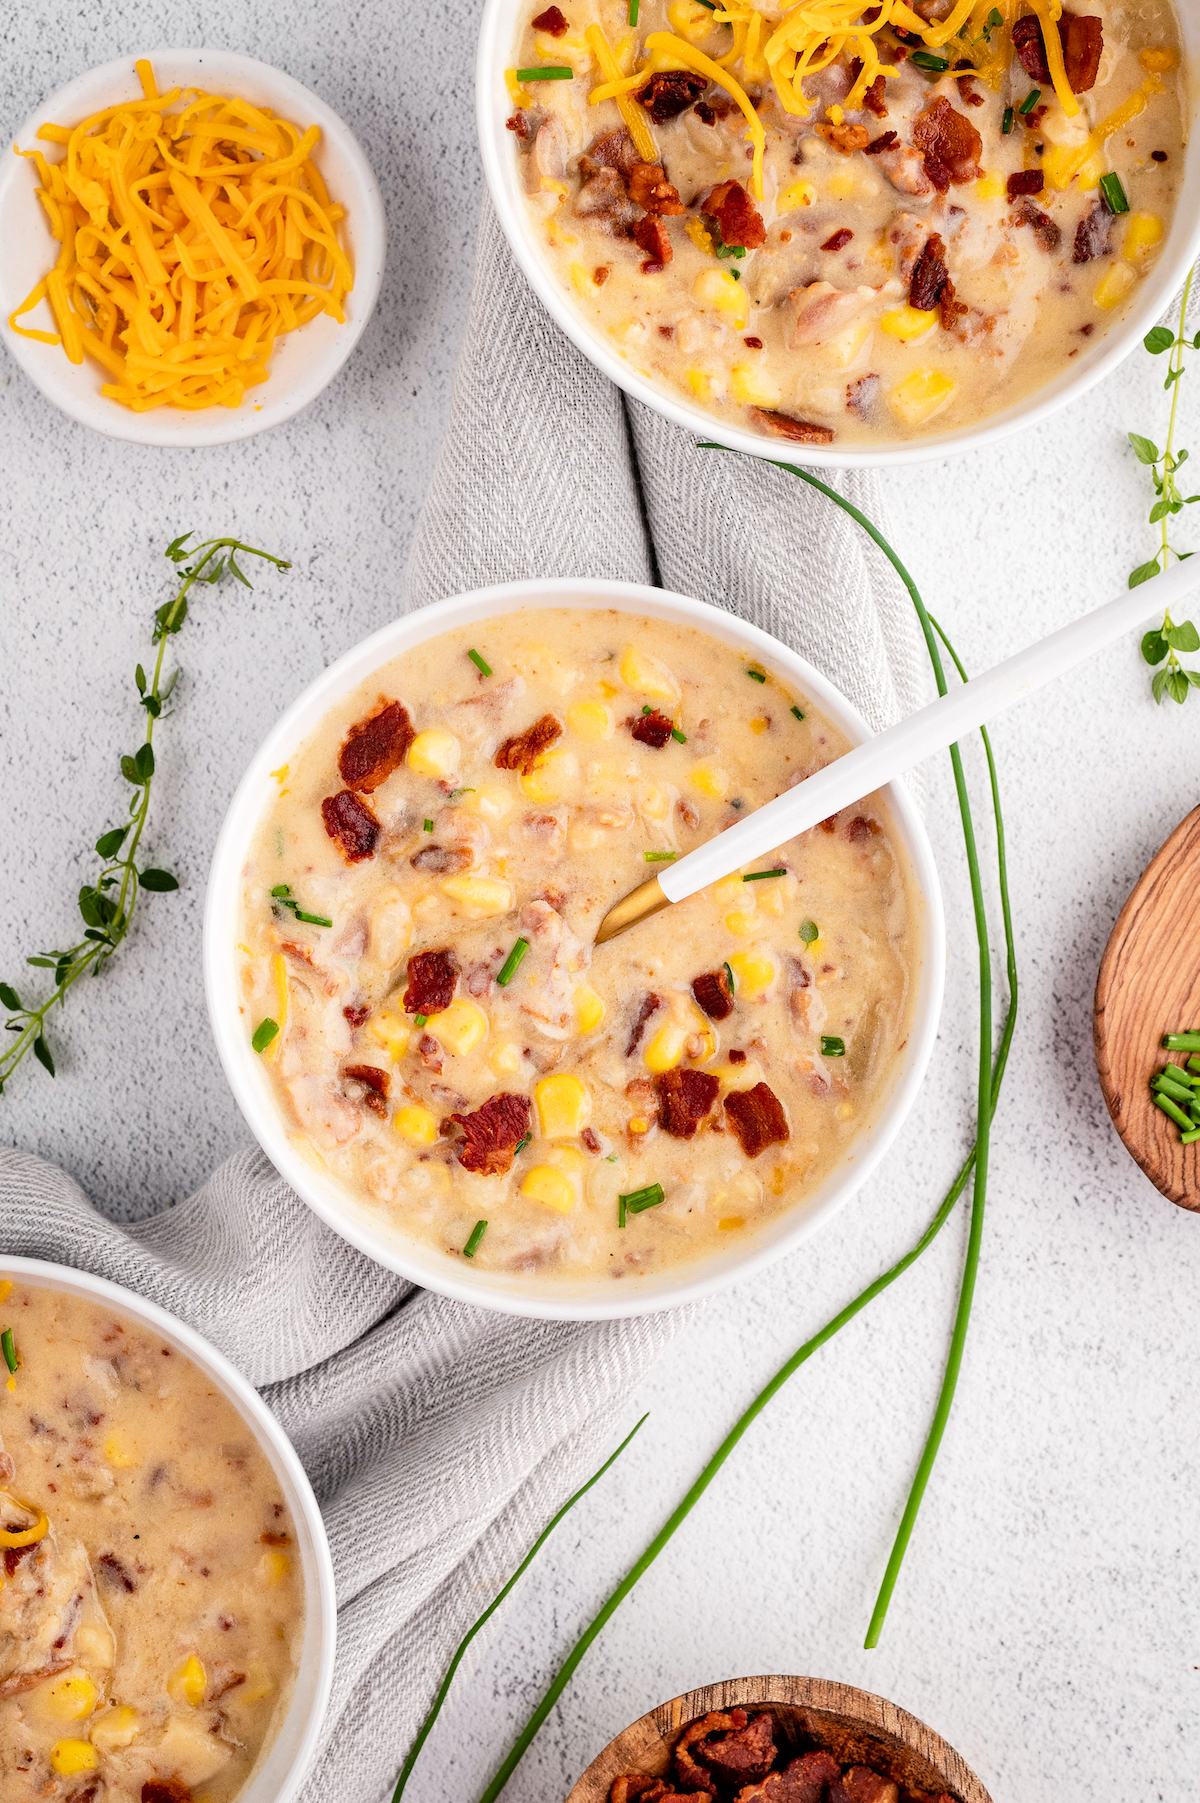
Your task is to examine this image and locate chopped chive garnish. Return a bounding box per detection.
[294,908,333,927]
[729,268,741,281]
[270,883,291,897]
[516,64,573,79]
[463,1220,488,1258]
[448,787,476,802]
[1002,105,1014,134]
[911,50,950,71]
[671,726,687,743]
[743,868,785,882]
[514,1134,532,1156]
[618,1192,627,1230]
[468,649,492,677]
[644,850,677,862]
[1099,171,1130,215]
[629,0,640,24]
[251,1018,279,1054]
[1152,1074,1194,1105]
[414,1013,428,1027]
[746,667,767,683]
[723,960,735,994]
[790,705,805,721]
[269,885,332,928]
[642,704,652,713]
[821,1035,845,1056]
[1183,1126,1200,1144]
[606,1153,619,1163]
[1189,1056,1200,1075]
[1154,1092,1194,1132]
[1,1328,16,1375]
[798,918,819,944]
[1164,1030,1200,1052]
[1018,87,1042,113]
[621,1182,665,1215]
[496,937,530,986]
[424,818,434,833]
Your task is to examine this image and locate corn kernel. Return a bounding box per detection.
[827,169,858,199]
[628,1114,651,1134]
[368,1010,412,1062]
[535,1073,591,1137]
[718,1215,745,1231]
[1095,260,1138,310]
[640,783,672,820]
[619,645,680,701]
[887,368,957,428]
[257,1549,291,1585]
[50,1741,98,1777]
[467,786,515,824]
[520,1166,576,1213]
[692,266,748,327]
[42,1674,98,1722]
[769,1165,788,1194]
[731,363,782,407]
[168,1655,207,1707]
[836,1101,855,1120]
[236,1662,275,1706]
[713,874,749,908]
[757,878,790,917]
[90,1705,140,1752]
[644,1019,690,1072]
[103,1431,138,1468]
[489,1039,524,1076]
[440,875,514,916]
[685,216,714,254]
[712,1059,764,1089]
[570,260,598,295]
[827,103,844,126]
[407,730,460,779]
[880,304,938,343]
[778,178,816,212]
[668,0,717,41]
[727,950,775,996]
[1123,212,1164,266]
[520,748,578,802]
[1140,46,1177,72]
[749,717,769,735]
[724,910,756,936]
[686,368,714,400]
[426,998,488,1057]
[689,761,729,799]
[394,1104,439,1146]
[548,1144,586,1176]
[73,1624,114,1669]
[505,69,531,107]
[974,171,1005,199]
[567,699,613,740]
[575,983,606,1034]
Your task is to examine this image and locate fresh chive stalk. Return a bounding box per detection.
[723,960,736,993]
[820,1035,846,1056]
[912,49,950,70]
[514,1134,532,1156]
[629,0,639,21]
[746,666,767,682]
[644,850,677,862]
[270,884,332,929]
[798,918,819,944]
[423,818,434,833]
[251,1018,279,1054]
[743,869,785,882]
[414,1013,428,1027]
[468,649,492,676]
[1154,1092,1193,1131]
[620,1182,664,1215]
[1019,86,1042,113]
[1100,171,1130,215]
[1164,1030,1200,1052]
[1184,1127,1200,1144]
[1002,105,1014,133]
[671,726,687,743]
[463,1220,488,1258]
[516,64,573,79]
[496,938,530,987]
[1153,1074,1195,1105]
[1,1328,16,1375]
[791,705,805,720]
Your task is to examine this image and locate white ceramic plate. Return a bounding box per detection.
[476,0,1200,468]
[204,578,946,1321]
[0,48,386,446]
[0,1254,336,1803]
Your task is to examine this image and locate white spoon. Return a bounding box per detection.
[595,561,1199,943]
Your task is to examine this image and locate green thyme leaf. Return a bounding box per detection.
[1164,620,1200,653]
[1129,432,1160,463]
[33,1036,55,1076]
[0,984,21,1012]
[139,869,180,892]
[1144,327,1175,356]
[1129,560,1161,589]
[95,827,128,858]
[1142,629,1170,665]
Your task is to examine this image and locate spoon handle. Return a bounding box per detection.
[660,562,1199,904]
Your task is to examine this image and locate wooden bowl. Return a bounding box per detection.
[565,1676,993,1803]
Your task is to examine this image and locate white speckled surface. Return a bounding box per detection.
[3,10,1200,1803]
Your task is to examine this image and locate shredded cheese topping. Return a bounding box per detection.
[8,58,353,413]
[0,1500,49,1550]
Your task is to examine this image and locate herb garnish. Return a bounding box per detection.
[959,5,1002,46]
[743,868,785,882]
[746,665,767,682]
[1018,87,1042,114]
[644,850,677,862]
[463,1219,488,1258]
[1164,1031,1200,1052]
[252,1019,280,1054]
[515,64,573,79]
[1151,1040,1200,1144]
[628,0,639,23]
[710,220,747,260]
[1,1329,16,1376]
[798,918,819,944]
[270,884,333,929]
[1128,269,1200,705]
[1099,171,1129,215]
[820,1035,846,1056]
[617,1182,663,1228]
[423,817,434,832]
[0,534,288,1097]
[468,649,492,676]
[790,704,805,720]
[723,959,736,993]
[1002,105,1015,134]
[496,938,530,986]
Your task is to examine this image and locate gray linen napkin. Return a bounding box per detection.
[0,198,928,1803]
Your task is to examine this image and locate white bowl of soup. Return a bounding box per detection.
[205,579,944,1320]
[477,0,1199,463]
[0,1257,335,1803]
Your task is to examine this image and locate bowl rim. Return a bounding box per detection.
[0,45,387,447]
[475,0,1200,469]
[203,576,945,1322]
[0,1252,336,1803]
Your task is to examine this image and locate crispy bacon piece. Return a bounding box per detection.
[411,844,472,874]
[838,1769,899,1803]
[403,948,459,1016]
[634,215,673,271]
[1011,14,1051,80]
[846,814,880,842]
[1014,12,1102,91]
[495,713,562,775]
[506,111,531,138]
[642,69,707,122]
[142,1784,194,1803]
[1006,169,1044,202]
[692,968,734,1021]
[531,4,568,33]
[908,232,949,311]
[582,129,640,178]
[450,1093,531,1175]
[738,1751,844,1802]
[609,1780,674,1803]
[629,161,685,216]
[338,700,414,793]
[581,1126,601,1153]
[321,790,380,862]
[816,121,871,154]
[1073,198,1113,263]
[655,1068,720,1138]
[96,1551,136,1592]
[626,993,662,1057]
[864,129,899,156]
[701,179,766,250]
[344,1064,389,1118]
[847,373,882,419]
[821,228,854,253]
[911,97,982,191]
[863,74,888,117]
[1016,201,1062,254]
[3,1543,33,1576]
[343,1004,370,1029]
[631,708,674,747]
[724,1082,789,1158]
[675,1710,776,1793]
[749,409,835,445]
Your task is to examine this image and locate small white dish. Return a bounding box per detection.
[476,0,1200,469]
[0,47,386,446]
[203,577,946,1322]
[0,1253,336,1803]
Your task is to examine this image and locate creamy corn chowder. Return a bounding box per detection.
[506,0,1185,445]
[236,610,920,1284]
[0,1279,303,1803]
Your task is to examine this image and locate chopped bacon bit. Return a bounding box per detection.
[701,179,766,249]
[939,278,967,329]
[495,713,562,774]
[208,1665,247,1699]
[724,1082,790,1158]
[736,1750,844,1801]
[344,1063,389,1097]
[693,100,716,125]
[594,264,611,284]
[846,814,881,843]
[864,74,888,117]
[1020,102,1049,131]
[821,227,854,252]
[676,1710,776,1792]
[847,372,882,418]
[531,4,568,32]
[629,161,685,216]
[749,408,835,444]
[642,69,708,122]
[957,73,985,107]
[840,1770,900,1803]
[1073,198,1113,263]
[692,967,734,1021]
[321,790,380,862]
[1011,14,1051,80]
[96,1551,137,1592]
[1016,201,1062,254]
[908,231,949,311]
[816,121,871,154]
[582,128,640,178]
[418,1034,443,1073]
[3,1543,33,1576]
[655,1068,720,1138]
[743,335,763,349]
[1152,149,1168,162]
[403,948,459,1016]
[142,1784,194,1803]
[411,843,472,874]
[1007,169,1044,201]
[626,993,662,1057]
[450,1093,532,1175]
[630,708,674,748]
[339,700,415,792]
[1014,11,1103,91]
[864,129,899,156]
[581,1126,601,1153]
[633,214,673,271]
[610,1780,677,1803]
[343,1004,370,1029]
[506,112,531,138]
[912,97,982,192]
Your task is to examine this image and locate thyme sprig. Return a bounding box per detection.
[1129,268,1200,705]
[0,534,289,1094]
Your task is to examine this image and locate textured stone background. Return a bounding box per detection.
[3,8,1200,1801]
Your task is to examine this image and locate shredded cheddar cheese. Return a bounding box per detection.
[585,25,659,162]
[0,1501,50,1549]
[8,57,353,413]
[644,32,766,197]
